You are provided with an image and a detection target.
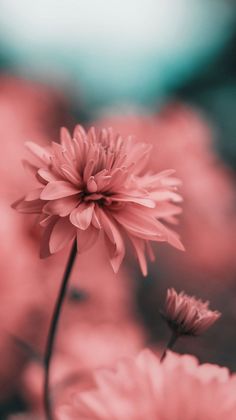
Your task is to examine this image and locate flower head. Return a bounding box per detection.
[57,350,236,420]
[13,125,183,274]
[163,288,221,336]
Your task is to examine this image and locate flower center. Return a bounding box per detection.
[81,190,124,210]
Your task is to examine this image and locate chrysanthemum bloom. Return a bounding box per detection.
[57,350,236,420]
[13,125,184,274]
[163,288,221,336]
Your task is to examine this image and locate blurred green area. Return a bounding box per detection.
[175,32,236,169]
[1,0,233,166]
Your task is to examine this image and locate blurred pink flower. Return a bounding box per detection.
[22,321,145,414]
[0,75,70,194]
[0,76,70,401]
[96,105,236,279]
[163,288,221,336]
[16,236,145,413]
[58,350,236,420]
[13,125,183,274]
[1,195,141,404]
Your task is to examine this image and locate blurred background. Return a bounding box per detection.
[0,0,236,418]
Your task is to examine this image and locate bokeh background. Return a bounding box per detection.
[0,1,236,418]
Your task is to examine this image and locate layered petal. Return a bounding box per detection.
[98,209,125,272]
[12,197,44,214]
[40,181,79,200]
[70,203,94,230]
[43,196,79,217]
[25,141,51,164]
[77,225,99,253]
[49,217,76,254]
[128,235,148,276]
[13,124,183,272]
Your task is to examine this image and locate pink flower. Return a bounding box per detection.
[97,105,236,278]
[0,75,72,402]
[13,125,183,274]
[22,321,145,413]
[57,350,236,420]
[163,288,221,336]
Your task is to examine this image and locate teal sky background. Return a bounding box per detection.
[0,0,234,113]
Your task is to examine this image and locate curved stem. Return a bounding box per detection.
[160,330,179,363]
[43,239,77,420]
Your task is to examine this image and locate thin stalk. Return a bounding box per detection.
[160,330,179,362]
[43,239,77,420]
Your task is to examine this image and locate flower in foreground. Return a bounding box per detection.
[163,288,221,336]
[13,125,183,274]
[57,350,236,420]
[22,321,144,413]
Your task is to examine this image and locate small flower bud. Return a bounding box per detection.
[162,288,221,336]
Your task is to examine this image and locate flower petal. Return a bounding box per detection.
[43,196,79,217]
[40,181,79,200]
[164,227,185,251]
[87,176,98,193]
[150,190,183,203]
[12,197,43,214]
[70,203,94,230]
[104,234,125,274]
[128,235,147,276]
[25,187,44,201]
[25,141,51,164]
[77,225,99,253]
[91,205,102,229]
[40,216,58,258]
[49,217,76,254]
[61,165,81,185]
[153,202,182,218]
[38,168,59,183]
[60,127,72,150]
[97,209,125,273]
[113,206,166,240]
[112,194,155,208]
[83,159,96,182]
